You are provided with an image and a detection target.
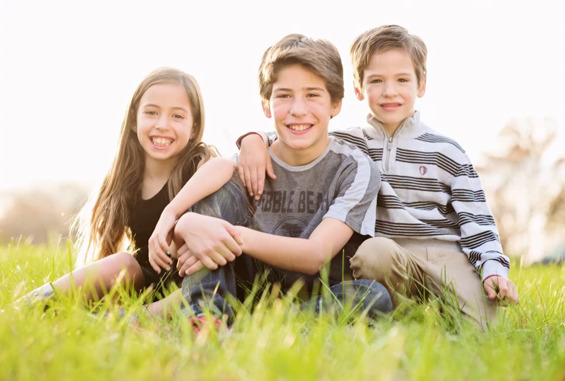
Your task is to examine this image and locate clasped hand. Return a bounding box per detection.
[174,212,244,276]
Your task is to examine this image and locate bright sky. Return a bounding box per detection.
[1,0,564,192]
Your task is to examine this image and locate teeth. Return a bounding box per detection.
[152,137,172,146]
[289,124,310,131]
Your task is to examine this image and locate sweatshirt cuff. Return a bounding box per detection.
[235,132,268,149]
[481,260,510,282]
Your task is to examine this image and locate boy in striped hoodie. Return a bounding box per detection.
[237,25,518,329]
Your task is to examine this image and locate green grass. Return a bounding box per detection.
[1,239,564,381]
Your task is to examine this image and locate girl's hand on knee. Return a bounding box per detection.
[483,275,519,305]
[148,209,177,273]
[237,133,276,200]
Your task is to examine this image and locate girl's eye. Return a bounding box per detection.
[275,94,290,99]
[307,93,320,98]
[144,110,157,116]
[173,114,184,119]
[398,78,409,83]
[369,79,382,84]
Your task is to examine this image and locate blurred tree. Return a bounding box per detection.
[477,117,565,264]
[0,182,90,244]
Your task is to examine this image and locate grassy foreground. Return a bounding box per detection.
[1,240,564,381]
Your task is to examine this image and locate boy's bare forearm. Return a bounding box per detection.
[237,218,353,274]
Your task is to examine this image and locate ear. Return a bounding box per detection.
[354,83,365,101]
[330,99,343,119]
[417,76,427,98]
[261,99,272,118]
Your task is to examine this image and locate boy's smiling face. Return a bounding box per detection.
[263,64,341,166]
[355,48,426,136]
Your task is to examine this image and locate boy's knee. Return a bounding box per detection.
[320,279,393,317]
[350,237,399,281]
[351,279,393,314]
[192,181,251,226]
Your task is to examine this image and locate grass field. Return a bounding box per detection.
[1,239,564,381]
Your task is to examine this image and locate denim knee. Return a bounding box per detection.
[191,180,252,226]
[324,279,393,317]
[182,267,235,322]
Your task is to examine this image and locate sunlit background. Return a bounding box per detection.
[1,0,564,262]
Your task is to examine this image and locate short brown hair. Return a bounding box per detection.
[350,25,427,90]
[258,34,344,106]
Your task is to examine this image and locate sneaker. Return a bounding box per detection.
[189,315,225,334]
[14,282,56,310]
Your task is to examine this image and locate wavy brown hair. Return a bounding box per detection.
[258,33,344,107]
[74,67,217,265]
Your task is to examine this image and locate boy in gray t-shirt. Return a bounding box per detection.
[252,138,377,241]
[244,136,379,293]
[149,34,391,325]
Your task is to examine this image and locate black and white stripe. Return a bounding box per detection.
[331,111,510,275]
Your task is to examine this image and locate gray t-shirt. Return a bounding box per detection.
[251,137,380,239]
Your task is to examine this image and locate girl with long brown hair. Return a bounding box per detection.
[16,67,221,314]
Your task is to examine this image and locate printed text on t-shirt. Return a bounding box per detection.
[256,190,329,214]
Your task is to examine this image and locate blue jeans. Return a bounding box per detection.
[305,279,392,319]
[182,181,392,322]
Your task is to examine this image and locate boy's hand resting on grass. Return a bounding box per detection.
[483,275,519,306]
[148,207,178,273]
[237,133,276,200]
[174,212,243,275]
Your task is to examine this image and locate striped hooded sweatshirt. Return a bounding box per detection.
[331,111,510,281]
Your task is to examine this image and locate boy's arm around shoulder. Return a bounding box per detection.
[237,133,276,200]
[329,125,371,145]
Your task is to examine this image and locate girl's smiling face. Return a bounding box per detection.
[135,83,194,168]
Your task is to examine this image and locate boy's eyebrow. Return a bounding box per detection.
[273,86,327,92]
[365,71,413,77]
[304,86,326,92]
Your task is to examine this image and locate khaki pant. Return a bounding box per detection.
[349,237,497,330]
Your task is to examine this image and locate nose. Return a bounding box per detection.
[289,96,307,116]
[155,114,168,129]
[382,81,397,97]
